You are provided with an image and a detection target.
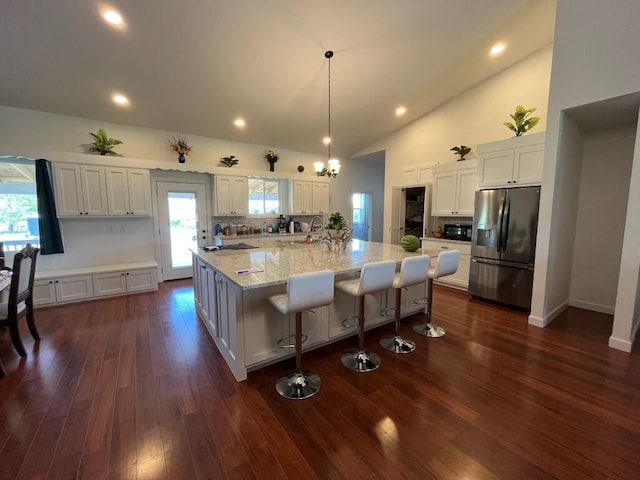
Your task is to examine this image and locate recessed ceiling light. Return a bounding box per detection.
[112,94,129,105]
[234,118,246,128]
[322,136,331,145]
[490,43,506,56]
[395,106,407,116]
[103,9,123,25]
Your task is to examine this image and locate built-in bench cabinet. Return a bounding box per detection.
[477,132,545,188]
[421,239,472,290]
[54,163,151,217]
[432,159,478,216]
[33,262,158,307]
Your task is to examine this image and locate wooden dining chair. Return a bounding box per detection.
[0,244,40,377]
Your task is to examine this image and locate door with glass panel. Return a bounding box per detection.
[157,182,208,280]
[352,192,371,241]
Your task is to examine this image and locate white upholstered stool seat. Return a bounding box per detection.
[413,250,460,338]
[335,260,397,372]
[379,255,431,353]
[268,269,335,399]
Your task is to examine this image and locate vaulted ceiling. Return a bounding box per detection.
[0,0,555,159]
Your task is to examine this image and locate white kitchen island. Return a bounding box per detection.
[192,240,440,381]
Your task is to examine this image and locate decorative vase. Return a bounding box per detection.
[178,153,186,164]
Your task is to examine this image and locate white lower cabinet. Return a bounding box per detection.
[93,268,158,297]
[34,263,158,307]
[33,275,94,306]
[422,239,472,290]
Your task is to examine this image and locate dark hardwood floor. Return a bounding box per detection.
[1,280,639,479]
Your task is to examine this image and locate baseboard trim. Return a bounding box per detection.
[528,300,569,328]
[569,299,615,315]
[608,336,632,352]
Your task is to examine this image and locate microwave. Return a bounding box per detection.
[443,224,472,241]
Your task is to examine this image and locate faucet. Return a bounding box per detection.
[309,216,324,233]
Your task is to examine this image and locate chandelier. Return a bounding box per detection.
[314,50,341,178]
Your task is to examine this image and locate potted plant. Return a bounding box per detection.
[503,105,540,136]
[450,145,471,161]
[265,150,279,172]
[220,155,239,167]
[88,128,122,155]
[325,211,348,238]
[169,135,192,163]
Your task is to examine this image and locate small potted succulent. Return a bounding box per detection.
[169,135,192,163]
[88,128,122,155]
[504,105,540,136]
[450,145,471,161]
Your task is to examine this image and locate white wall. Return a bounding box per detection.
[328,153,385,242]
[0,106,336,272]
[355,45,553,243]
[569,125,635,314]
[530,0,640,351]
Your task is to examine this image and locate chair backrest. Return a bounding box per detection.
[287,269,335,312]
[430,250,460,279]
[358,260,397,295]
[395,255,431,288]
[8,244,39,308]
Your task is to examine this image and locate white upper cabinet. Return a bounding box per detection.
[105,167,152,216]
[432,159,478,216]
[290,180,329,214]
[55,163,151,217]
[291,180,313,214]
[477,132,545,188]
[55,163,109,216]
[312,182,330,214]
[401,165,433,186]
[215,175,248,215]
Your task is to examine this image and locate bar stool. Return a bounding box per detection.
[379,254,431,353]
[336,260,397,372]
[268,269,335,399]
[413,250,459,338]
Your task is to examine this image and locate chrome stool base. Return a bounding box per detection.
[341,349,381,372]
[412,322,446,338]
[379,335,416,353]
[275,370,321,400]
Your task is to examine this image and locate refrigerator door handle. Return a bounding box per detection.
[501,196,511,253]
[496,195,506,253]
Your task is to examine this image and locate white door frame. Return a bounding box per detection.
[152,172,211,282]
[351,191,372,241]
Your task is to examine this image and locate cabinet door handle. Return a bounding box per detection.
[121,273,125,276]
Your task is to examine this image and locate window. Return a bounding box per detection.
[248,178,280,214]
[0,158,40,252]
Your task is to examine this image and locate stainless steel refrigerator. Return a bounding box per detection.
[469,186,540,310]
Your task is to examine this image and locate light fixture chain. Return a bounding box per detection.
[327,52,331,161]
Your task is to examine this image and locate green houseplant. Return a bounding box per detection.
[220,155,239,167]
[89,128,122,155]
[450,145,471,161]
[503,105,540,136]
[325,211,349,239]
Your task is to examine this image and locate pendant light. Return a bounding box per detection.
[314,50,341,178]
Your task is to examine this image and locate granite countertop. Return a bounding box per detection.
[193,240,442,290]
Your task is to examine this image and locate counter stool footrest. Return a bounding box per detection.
[341,316,359,328]
[412,296,429,306]
[277,333,308,349]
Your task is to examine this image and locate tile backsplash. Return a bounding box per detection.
[212,214,326,235]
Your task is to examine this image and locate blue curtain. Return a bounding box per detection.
[35,159,64,254]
